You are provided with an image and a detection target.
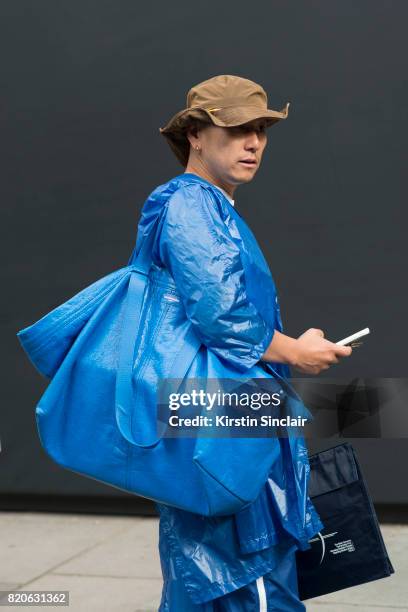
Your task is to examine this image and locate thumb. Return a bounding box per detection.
[335,344,352,356]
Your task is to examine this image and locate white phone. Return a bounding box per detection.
[336,327,370,346]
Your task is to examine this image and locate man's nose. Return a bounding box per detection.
[245,133,261,150]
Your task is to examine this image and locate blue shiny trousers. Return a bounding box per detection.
[158,533,306,611]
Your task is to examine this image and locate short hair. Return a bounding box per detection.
[179,116,213,167]
[160,112,213,167]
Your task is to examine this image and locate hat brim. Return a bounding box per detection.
[159,102,290,166]
[160,102,290,133]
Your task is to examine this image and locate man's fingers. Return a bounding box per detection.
[333,345,352,357]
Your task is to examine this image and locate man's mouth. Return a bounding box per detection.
[239,159,257,167]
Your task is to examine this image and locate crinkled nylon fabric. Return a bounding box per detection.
[158,535,306,611]
[135,173,323,605]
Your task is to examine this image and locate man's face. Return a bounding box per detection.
[188,118,268,188]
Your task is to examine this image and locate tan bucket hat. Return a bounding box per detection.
[159,74,290,167]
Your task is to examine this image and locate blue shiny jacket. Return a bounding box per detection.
[135,172,323,604]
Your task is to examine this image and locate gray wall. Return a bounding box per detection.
[1,1,407,507]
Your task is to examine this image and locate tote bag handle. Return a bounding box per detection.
[115,218,201,448]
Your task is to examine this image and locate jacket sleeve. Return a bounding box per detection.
[155,183,275,372]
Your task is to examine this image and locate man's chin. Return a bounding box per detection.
[233,167,258,183]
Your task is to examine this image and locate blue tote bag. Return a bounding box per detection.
[16,215,306,517]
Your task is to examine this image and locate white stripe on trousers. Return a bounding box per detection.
[256,576,267,612]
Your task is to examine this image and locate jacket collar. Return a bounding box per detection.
[175,172,242,217]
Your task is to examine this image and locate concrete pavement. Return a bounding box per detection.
[0,511,406,611]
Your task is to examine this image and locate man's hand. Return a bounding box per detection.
[292,328,352,374]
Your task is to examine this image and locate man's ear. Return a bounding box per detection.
[186,122,198,139]
[185,122,200,147]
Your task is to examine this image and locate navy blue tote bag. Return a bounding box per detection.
[296,443,395,600]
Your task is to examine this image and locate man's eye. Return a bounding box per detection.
[234,124,266,134]
[248,124,266,133]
